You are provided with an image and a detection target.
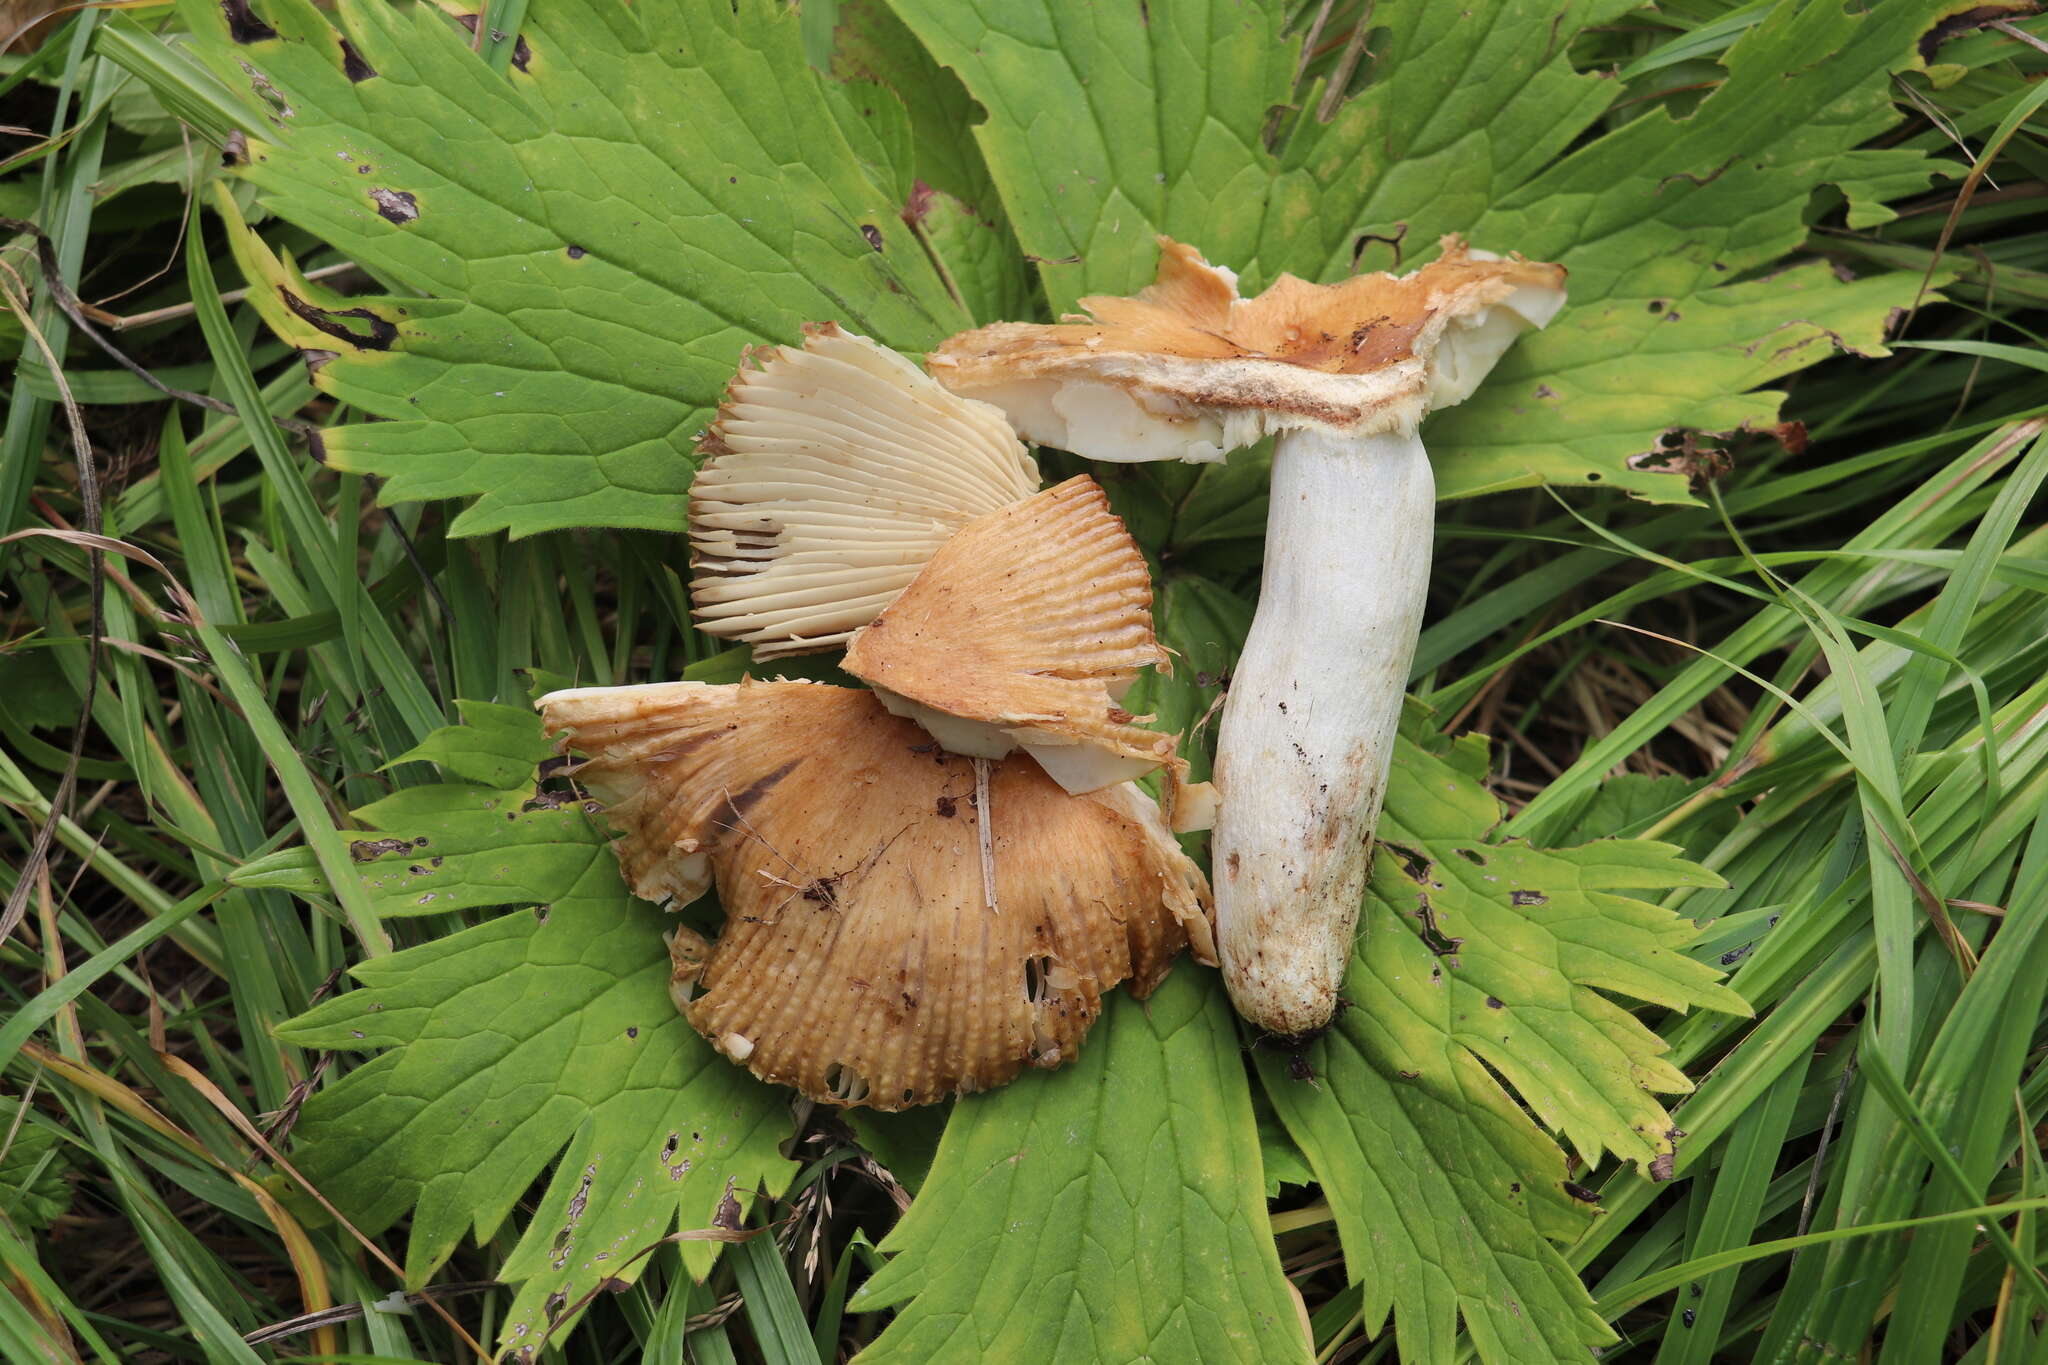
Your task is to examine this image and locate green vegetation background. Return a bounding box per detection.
[2,1,2047,1362]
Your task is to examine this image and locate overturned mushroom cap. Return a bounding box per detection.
[689,323,1041,658]
[840,474,1210,825]
[926,235,1568,463]
[536,679,1213,1109]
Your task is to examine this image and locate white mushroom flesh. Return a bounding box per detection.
[872,684,1166,794]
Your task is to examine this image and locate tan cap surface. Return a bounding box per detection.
[537,679,1212,1108]
[927,236,1567,461]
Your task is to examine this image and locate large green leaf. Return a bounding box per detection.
[883,0,1951,503]
[1116,573,1743,1364]
[181,0,971,537]
[830,0,1035,326]
[851,971,1311,1365]
[1366,733,1749,1168]
[1255,728,1748,1363]
[267,704,792,1353]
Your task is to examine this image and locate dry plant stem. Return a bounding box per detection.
[0,260,102,951]
[974,756,999,915]
[1213,426,1433,1039]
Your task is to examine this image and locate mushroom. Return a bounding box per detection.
[536,678,1213,1107]
[689,322,1040,658]
[687,325,1212,827]
[842,473,1211,829]
[926,236,1567,1040]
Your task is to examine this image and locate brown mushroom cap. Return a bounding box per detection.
[536,679,1212,1109]
[839,473,1206,819]
[926,236,1568,462]
[689,323,1041,658]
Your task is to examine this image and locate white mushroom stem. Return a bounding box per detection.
[1212,425,1433,1039]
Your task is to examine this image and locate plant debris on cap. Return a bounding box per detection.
[926,235,1568,462]
[536,679,1213,1109]
[841,473,1212,829]
[689,323,1041,658]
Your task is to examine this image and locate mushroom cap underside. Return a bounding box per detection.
[536,679,1212,1109]
[927,236,1568,460]
[841,474,1201,814]
[689,323,1041,658]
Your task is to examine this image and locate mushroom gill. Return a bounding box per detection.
[689,323,1041,658]
[841,474,1208,825]
[537,678,1212,1109]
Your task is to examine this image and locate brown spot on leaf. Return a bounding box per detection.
[1919,5,2031,61]
[1414,894,1463,957]
[1350,222,1408,271]
[1384,842,1431,882]
[219,0,276,43]
[860,223,885,252]
[348,836,411,862]
[549,1162,599,1269]
[712,1179,744,1231]
[1510,889,1548,907]
[370,187,419,225]
[1629,428,1733,487]
[339,37,375,81]
[902,179,935,226]
[280,288,397,351]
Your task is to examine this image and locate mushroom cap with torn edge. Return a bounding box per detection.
[840,473,1213,829]
[689,323,1041,659]
[925,236,1568,463]
[536,678,1214,1110]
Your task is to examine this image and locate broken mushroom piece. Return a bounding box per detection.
[842,473,1212,830]
[686,325,1210,829]
[536,679,1213,1109]
[929,236,1567,1040]
[689,323,1041,658]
